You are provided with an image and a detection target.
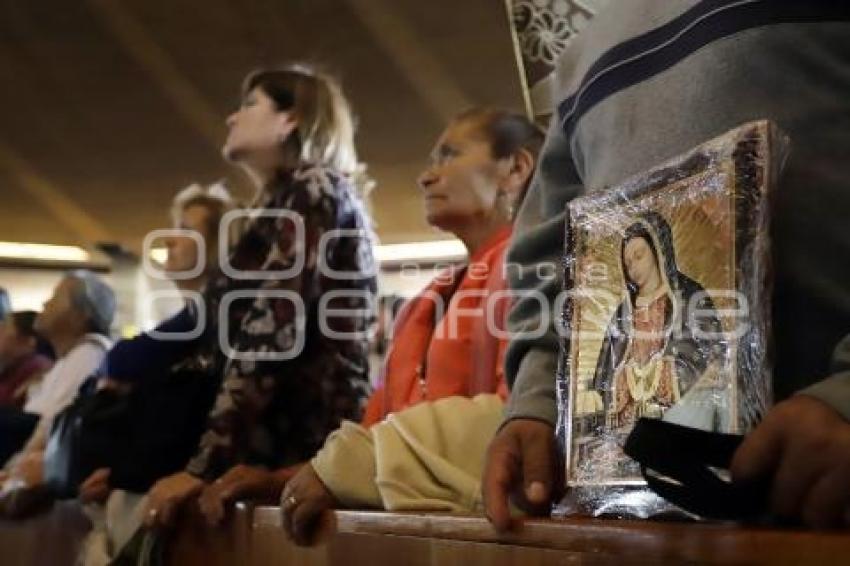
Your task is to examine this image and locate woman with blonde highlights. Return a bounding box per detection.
[126,64,377,530]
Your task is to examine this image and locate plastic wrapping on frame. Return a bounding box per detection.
[554,121,790,519]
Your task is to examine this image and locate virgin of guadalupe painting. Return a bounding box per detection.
[562,121,785,488]
[591,211,726,433]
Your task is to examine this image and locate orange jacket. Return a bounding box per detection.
[362,228,511,427]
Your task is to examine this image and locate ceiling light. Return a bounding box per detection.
[375,240,467,263]
[148,241,466,266]
[149,247,168,264]
[0,241,91,263]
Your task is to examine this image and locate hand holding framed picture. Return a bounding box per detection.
[558,121,789,517]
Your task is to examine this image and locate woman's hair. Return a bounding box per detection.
[10,311,38,340]
[452,107,544,214]
[11,311,54,359]
[170,182,237,270]
[242,64,373,197]
[10,310,51,355]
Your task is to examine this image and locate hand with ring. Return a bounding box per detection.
[144,472,205,529]
[280,463,337,546]
[198,464,301,527]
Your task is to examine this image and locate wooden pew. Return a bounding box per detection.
[5,501,850,565]
[313,511,850,565]
[165,502,254,566]
[174,505,850,566]
[0,501,91,566]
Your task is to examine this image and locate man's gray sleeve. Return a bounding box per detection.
[503,118,585,426]
[799,335,850,421]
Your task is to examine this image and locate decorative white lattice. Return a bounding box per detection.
[512,0,605,66]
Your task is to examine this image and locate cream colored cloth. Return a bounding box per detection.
[79,491,149,566]
[312,394,505,513]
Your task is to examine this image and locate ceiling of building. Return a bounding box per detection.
[0,0,526,254]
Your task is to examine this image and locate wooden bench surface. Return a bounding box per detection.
[4,502,850,565]
[249,507,850,566]
[0,501,91,566]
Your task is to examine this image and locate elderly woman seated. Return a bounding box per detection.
[0,271,115,491]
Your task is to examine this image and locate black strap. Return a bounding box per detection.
[624,418,768,520]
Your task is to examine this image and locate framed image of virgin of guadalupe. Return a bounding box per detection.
[560,122,788,500]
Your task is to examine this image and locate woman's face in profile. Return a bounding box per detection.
[416,120,504,233]
[624,236,659,291]
[36,277,79,337]
[222,87,295,163]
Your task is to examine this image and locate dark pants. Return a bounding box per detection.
[0,407,39,466]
